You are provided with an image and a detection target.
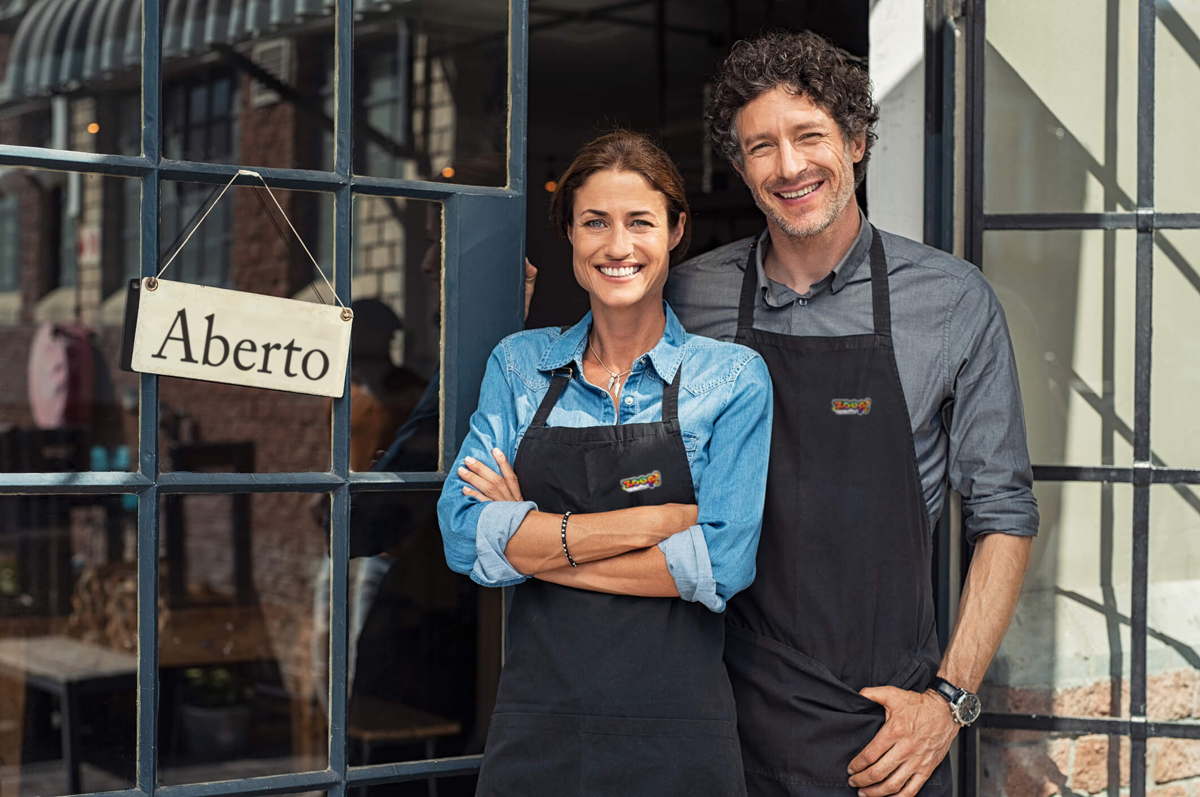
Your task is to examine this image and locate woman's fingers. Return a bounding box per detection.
[491,448,524,502]
[459,458,510,501]
[461,485,491,502]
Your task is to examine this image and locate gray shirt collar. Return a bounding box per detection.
[755,208,872,308]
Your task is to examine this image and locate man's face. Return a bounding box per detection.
[733,86,865,239]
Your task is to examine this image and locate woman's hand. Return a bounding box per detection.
[459,448,523,503]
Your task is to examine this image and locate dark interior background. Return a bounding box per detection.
[523,0,869,328]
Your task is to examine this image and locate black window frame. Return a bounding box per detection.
[954,1,1200,794]
[0,0,530,794]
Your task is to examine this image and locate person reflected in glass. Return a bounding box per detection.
[438,130,773,795]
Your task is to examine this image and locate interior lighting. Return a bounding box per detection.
[544,181,557,192]
[441,166,455,178]
[87,123,100,134]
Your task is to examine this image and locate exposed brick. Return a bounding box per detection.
[1071,735,1129,794]
[1054,680,1130,718]
[1154,740,1200,784]
[1149,671,1199,722]
[1000,742,1070,797]
[1147,784,1188,797]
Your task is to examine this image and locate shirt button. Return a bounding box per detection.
[799,298,808,306]
[624,396,634,406]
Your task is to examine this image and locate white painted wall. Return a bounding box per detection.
[867,0,926,242]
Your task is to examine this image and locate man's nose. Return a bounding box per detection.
[778,142,807,182]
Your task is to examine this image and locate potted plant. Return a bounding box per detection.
[178,666,252,760]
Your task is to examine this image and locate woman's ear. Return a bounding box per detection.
[566,218,575,246]
[668,212,686,250]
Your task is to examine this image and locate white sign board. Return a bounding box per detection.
[126,278,352,398]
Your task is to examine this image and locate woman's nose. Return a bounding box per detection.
[605,225,634,259]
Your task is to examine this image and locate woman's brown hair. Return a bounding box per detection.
[548,129,692,265]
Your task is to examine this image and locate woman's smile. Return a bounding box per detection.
[596,261,645,280]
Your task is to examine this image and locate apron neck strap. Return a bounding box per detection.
[531,368,573,428]
[736,237,761,332]
[661,368,681,425]
[735,225,892,337]
[529,364,683,429]
[867,226,891,339]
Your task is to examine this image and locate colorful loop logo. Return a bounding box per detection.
[831,398,872,416]
[620,470,662,493]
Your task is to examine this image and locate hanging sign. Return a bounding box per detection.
[120,170,352,398]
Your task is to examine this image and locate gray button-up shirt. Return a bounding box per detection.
[666,214,1039,542]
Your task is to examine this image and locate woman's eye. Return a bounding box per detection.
[631,219,652,227]
[584,219,605,228]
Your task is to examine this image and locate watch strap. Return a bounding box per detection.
[929,676,961,704]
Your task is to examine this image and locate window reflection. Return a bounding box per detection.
[157,493,328,785]
[0,493,137,796]
[0,168,140,470]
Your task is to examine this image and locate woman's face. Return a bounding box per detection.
[568,169,685,312]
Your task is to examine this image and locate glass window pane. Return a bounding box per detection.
[161,24,330,171]
[157,181,335,474]
[344,491,496,781]
[983,230,1135,468]
[1155,1,1200,213]
[0,0,143,157]
[1152,230,1200,468]
[982,483,1133,720]
[0,494,138,796]
[157,493,328,784]
[979,729,1130,796]
[1147,485,1200,731]
[349,195,442,474]
[0,167,140,473]
[353,1,509,185]
[984,0,1138,214]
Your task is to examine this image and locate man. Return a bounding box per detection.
[665,31,1038,797]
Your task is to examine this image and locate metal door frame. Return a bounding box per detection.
[953,0,1200,793]
[0,0,530,793]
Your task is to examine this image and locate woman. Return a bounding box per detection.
[438,130,772,795]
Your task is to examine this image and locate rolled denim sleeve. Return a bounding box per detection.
[437,344,536,587]
[947,269,1040,543]
[659,352,773,612]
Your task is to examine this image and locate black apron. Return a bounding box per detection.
[724,227,950,796]
[476,363,746,796]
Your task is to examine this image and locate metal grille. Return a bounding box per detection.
[0,0,530,794]
[959,0,1200,794]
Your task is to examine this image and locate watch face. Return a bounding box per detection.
[955,693,983,725]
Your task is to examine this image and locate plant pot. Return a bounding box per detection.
[179,703,251,760]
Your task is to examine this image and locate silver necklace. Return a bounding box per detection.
[588,339,634,394]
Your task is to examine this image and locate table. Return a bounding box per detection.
[0,636,137,794]
[348,696,462,797]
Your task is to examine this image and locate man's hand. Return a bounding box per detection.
[846,687,957,797]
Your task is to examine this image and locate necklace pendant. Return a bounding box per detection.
[607,375,617,392]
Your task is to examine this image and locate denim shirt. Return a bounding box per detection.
[437,303,773,612]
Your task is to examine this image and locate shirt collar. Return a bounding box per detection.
[755,208,872,306]
[537,301,686,384]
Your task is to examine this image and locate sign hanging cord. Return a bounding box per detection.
[154,169,345,309]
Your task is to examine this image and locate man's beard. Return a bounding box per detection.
[749,162,857,240]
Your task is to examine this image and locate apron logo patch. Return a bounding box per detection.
[620,471,662,493]
[832,398,872,416]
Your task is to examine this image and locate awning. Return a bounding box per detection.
[1,0,343,101]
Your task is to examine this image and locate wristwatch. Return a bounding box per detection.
[928,677,982,726]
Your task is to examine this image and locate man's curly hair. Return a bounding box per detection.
[707,30,880,188]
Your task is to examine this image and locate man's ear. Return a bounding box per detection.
[851,134,867,164]
[669,213,686,251]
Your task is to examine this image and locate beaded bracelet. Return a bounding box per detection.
[560,511,578,568]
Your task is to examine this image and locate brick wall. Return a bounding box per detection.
[982,672,1200,796]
